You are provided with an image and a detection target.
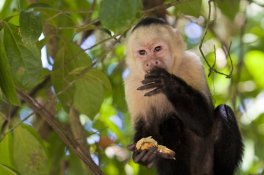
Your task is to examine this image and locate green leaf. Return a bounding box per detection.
[174,0,202,17]
[0,0,13,19]
[52,43,111,118]
[46,133,65,175]
[0,125,13,168]
[68,152,89,175]
[51,43,91,111]
[0,163,18,175]
[0,30,20,105]
[74,78,103,118]
[13,125,49,175]
[215,0,240,20]
[90,69,112,95]
[20,9,43,43]
[3,23,47,90]
[99,0,142,33]
[244,50,264,88]
[74,70,111,118]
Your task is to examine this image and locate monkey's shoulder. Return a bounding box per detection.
[176,51,210,100]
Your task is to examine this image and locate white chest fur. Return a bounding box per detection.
[124,76,175,123]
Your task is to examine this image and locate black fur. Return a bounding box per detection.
[132,17,168,32]
[131,68,243,175]
[214,105,244,175]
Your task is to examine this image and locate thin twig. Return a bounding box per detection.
[226,42,234,77]
[142,1,180,14]
[0,111,35,140]
[199,0,233,78]
[199,0,213,75]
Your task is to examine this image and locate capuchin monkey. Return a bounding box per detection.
[125,17,243,175]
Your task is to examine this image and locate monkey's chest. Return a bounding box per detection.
[127,91,175,122]
[141,112,184,148]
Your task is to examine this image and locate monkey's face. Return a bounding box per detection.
[132,39,173,73]
[127,26,175,75]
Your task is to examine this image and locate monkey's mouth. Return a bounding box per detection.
[145,66,166,74]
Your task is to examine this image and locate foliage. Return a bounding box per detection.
[0,0,264,174]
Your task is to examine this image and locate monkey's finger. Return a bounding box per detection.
[127,143,136,151]
[158,152,176,160]
[144,87,162,96]
[137,83,160,90]
[134,150,148,163]
[142,78,161,84]
[141,147,158,163]
[147,161,155,168]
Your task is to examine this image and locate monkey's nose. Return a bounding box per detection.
[144,59,162,72]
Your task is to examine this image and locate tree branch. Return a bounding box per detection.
[17,89,103,175]
[69,107,96,171]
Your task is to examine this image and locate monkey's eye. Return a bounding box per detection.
[138,50,147,56]
[154,46,162,52]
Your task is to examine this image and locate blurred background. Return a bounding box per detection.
[0,0,264,174]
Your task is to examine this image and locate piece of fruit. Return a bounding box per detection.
[135,136,175,160]
[157,145,176,159]
[135,136,158,151]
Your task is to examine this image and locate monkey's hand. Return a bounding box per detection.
[128,143,158,168]
[128,137,175,168]
[137,67,183,96]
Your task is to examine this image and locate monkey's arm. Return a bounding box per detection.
[138,68,214,137]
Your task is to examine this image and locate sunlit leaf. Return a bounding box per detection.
[94,100,124,139]
[20,9,43,43]
[0,164,17,175]
[99,0,142,33]
[0,30,20,105]
[0,0,13,19]
[13,125,49,175]
[0,124,13,168]
[244,50,264,88]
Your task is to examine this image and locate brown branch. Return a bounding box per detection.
[143,0,166,19]
[10,75,51,118]
[17,89,103,175]
[69,107,95,173]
